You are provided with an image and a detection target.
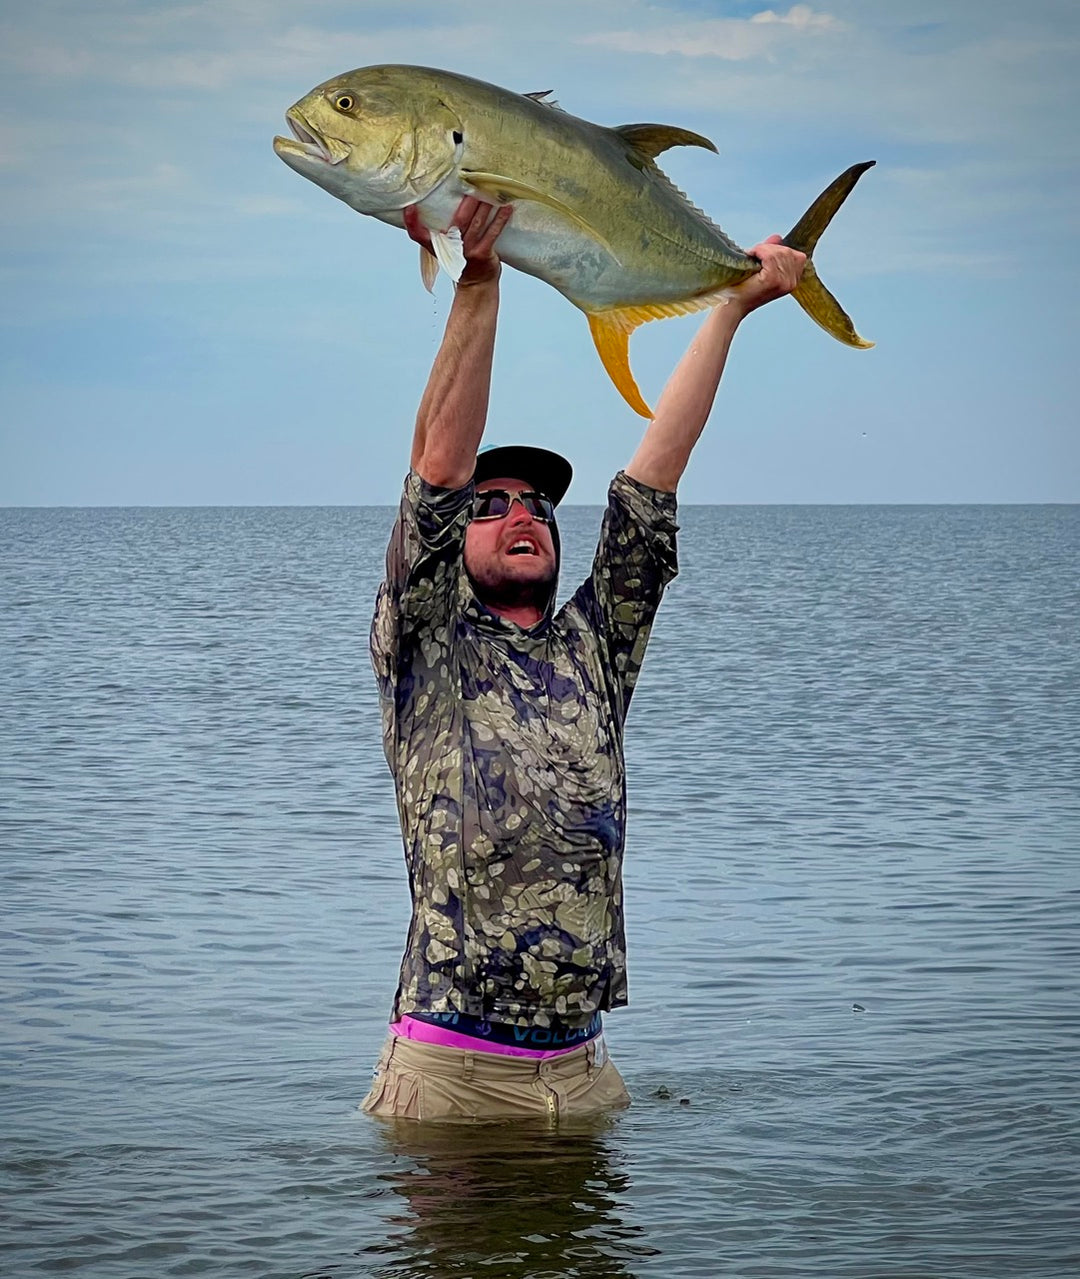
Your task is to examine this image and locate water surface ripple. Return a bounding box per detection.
[2,504,1077,1277]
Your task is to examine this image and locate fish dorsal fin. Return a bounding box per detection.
[461,170,619,261]
[611,130,747,265]
[586,288,739,418]
[524,89,563,110]
[615,123,718,164]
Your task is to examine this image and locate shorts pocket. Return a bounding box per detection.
[361,1065,422,1119]
[360,1071,389,1114]
[565,1058,631,1116]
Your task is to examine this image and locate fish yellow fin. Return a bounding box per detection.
[461,170,618,259]
[587,290,738,418]
[614,123,718,163]
[587,312,652,418]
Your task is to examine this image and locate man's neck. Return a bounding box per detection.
[483,599,544,628]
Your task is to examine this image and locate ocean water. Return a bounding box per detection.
[2,503,1078,1278]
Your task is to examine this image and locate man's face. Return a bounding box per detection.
[464,476,557,609]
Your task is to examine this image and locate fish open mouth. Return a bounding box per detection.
[275,111,348,166]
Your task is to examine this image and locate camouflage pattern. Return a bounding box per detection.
[370,469,678,1028]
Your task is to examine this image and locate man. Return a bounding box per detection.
[364,197,805,1122]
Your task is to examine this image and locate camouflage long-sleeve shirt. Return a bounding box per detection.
[370,469,678,1028]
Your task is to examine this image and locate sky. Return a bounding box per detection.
[1,0,1077,505]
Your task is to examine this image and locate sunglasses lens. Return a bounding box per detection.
[473,491,512,519]
[522,494,554,521]
[472,490,554,522]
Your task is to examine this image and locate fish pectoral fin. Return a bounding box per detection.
[461,170,618,260]
[587,294,737,418]
[614,124,718,164]
[419,245,439,293]
[429,226,465,282]
[461,169,566,208]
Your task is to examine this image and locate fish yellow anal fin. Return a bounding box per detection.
[461,170,618,260]
[587,294,739,417]
[419,244,439,293]
[586,310,653,418]
[614,123,718,164]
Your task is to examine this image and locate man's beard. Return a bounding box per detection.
[466,563,557,612]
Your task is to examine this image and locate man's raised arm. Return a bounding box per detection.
[625,236,806,494]
[404,198,513,489]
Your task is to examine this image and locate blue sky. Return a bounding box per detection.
[1,0,1077,505]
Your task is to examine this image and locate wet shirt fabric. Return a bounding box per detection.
[370,469,678,1029]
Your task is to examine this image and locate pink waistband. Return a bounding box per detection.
[390,1014,592,1059]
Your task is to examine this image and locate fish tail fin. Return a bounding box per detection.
[587,312,654,418]
[789,260,873,349]
[784,160,875,350]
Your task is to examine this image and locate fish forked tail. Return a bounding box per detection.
[784,160,875,349]
[587,160,876,418]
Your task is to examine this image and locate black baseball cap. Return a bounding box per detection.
[473,445,573,508]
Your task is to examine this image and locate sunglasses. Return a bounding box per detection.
[471,489,555,523]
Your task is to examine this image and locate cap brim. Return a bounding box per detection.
[472,445,573,508]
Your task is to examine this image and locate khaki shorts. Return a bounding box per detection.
[360,1033,631,1123]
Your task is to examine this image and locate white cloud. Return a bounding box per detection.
[0,2,499,91]
[750,4,842,29]
[0,0,1076,285]
[581,6,844,60]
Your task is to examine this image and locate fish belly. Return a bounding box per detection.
[382,178,743,312]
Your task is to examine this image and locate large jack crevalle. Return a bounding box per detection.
[274,64,874,417]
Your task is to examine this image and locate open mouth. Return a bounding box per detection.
[279,111,347,165]
[507,539,539,556]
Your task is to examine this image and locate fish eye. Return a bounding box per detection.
[334,94,354,111]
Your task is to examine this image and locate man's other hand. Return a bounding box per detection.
[731,235,807,316]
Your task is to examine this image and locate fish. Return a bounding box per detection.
[273,64,874,417]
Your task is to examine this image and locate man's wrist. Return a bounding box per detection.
[450,279,500,317]
[709,295,749,332]
[454,267,501,293]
